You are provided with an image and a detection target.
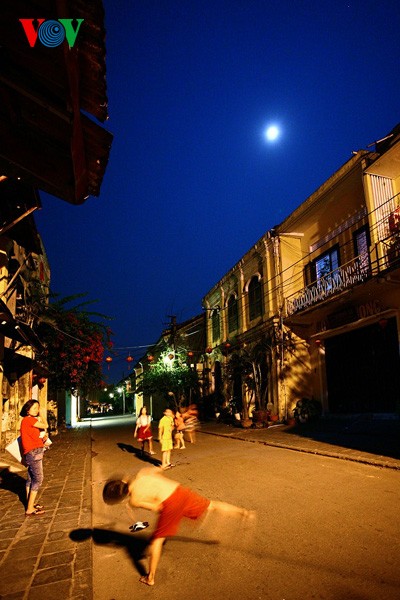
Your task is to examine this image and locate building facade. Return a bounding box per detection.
[283,126,400,415]
[0,179,50,448]
[203,123,400,421]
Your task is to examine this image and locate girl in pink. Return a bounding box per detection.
[134,406,155,455]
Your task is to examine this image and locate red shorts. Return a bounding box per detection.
[152,485,210,539]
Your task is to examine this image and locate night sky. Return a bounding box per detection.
[35,0,400,382]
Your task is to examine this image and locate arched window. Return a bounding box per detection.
[212,309,220,342]
[248,276,263,321]
[227,294,239,333]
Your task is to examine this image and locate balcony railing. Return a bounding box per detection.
[286,255,370,316]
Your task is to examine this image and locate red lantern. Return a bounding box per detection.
[187,351,194,358]
[225,342,231,349]
[379,318,388,329]
[206,347,213,354]
[147,355,154,362]
[105,356,112,370]
[38,377,46,385]
[126,355,134,369]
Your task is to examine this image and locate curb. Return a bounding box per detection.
[200,429,400,471]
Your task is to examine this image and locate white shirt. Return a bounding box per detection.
[136,414,152,427]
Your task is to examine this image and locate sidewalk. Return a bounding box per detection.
[200,414,400,470]
[0,427,92,600]
[0,414,399,599]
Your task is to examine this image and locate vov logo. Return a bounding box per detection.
[19,19,84,48]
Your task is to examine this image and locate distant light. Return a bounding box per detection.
[265,125,280,142]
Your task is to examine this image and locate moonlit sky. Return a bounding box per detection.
[35,0,400,381]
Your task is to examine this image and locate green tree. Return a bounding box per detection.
[135,350,199,411]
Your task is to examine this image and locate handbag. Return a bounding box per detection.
[5,436,26,465]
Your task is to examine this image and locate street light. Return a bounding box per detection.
[117,386,125,415]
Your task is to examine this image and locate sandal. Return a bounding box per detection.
[26,508,45,516]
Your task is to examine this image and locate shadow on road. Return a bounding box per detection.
[117,442,162,467]
[70,527,149,575]
[70,528,220,576]
[0,467,26,507]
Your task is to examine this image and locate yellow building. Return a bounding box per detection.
[281,124,400,416]
[203,235,279,421]
[203,123,400,421]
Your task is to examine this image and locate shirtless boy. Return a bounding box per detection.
[103,467,254,586]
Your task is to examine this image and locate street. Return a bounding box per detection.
[91,419,400,600]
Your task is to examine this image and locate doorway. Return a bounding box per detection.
[325,317,400,413]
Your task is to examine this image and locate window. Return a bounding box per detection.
[212,309,220,342]
[315,247,339,281]
[248,276,263,321]
[306,246,340,286]
[227,295,239,333]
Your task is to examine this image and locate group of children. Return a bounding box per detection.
[133,404,199,469]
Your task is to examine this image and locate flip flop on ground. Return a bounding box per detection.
[26,508,45,516]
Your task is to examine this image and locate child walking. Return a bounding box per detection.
[134,406,155,455]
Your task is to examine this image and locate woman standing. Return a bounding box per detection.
[134,406,155,455]
[20,399,48,516]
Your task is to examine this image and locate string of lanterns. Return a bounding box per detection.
[105,353,135,370]
[104,349,203,369]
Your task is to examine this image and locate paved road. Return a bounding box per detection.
[91,420,400,600]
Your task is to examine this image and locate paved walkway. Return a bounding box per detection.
[0,414,399,598]
[0,427,92,600]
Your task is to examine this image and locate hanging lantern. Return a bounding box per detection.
[147,354,154,362]
[206,347,213,354]
[38,377,47,385]
[105,356,113,370]
[225,342,231,349]
[126,355,134,369]
[187,351,194,358]
[379,318,388,329]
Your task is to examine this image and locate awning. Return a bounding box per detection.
[0,1,113,204]
[3,347,49,379]
[0,299,44,353]
[14,321,45,354]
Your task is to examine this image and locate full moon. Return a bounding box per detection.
[265,125,280,141]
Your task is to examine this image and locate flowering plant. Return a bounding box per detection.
[36,294,112,394]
